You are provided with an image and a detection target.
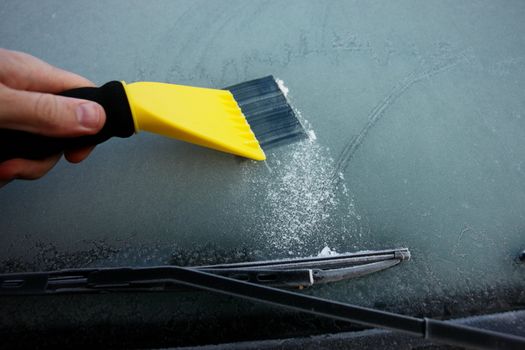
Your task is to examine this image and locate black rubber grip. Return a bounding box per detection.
[0,81,135,162]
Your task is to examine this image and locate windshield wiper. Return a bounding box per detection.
[0,248,409,293]
[202,247,410,288]
[1,247,523,349]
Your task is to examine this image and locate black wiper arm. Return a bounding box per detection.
[2,248,523,349]
[9,263,519,350]
[0,248,410,292]
[97,265,525,350]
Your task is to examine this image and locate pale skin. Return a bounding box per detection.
[0,48,106,186]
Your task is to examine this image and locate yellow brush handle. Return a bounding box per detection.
[123,81,266,160]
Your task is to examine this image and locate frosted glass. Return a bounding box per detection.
[1,0,524,316]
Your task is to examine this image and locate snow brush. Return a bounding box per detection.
[0,76,306,162]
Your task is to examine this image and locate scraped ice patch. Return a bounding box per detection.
[268,81,313,144]
[239,111,361,257]
[294,109,316,141]
[318,246,339,257]
[236,81,363,257]
[275,78,289,97]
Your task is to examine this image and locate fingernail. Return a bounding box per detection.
[76,103,101,130]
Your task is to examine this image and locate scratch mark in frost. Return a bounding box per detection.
[330,58,465,186]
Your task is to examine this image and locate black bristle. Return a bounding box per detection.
[225,76,308,150]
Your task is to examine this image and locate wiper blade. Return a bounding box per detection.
[201,247,410,270]
[0,248,410,293]
[203,247,410,288]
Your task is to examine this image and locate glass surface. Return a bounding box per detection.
[1,0,524,340]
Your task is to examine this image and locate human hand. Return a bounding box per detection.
[0,48,106,185]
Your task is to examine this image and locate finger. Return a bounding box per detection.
[64,145,96,163]
[0,84,106,137]
[0,154,61,181]
[0,48,95,92]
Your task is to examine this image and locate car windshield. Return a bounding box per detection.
[1,0,524,347]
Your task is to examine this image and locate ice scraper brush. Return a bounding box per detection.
[0,76,306,162]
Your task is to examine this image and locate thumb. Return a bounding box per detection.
[0,84,106,137]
